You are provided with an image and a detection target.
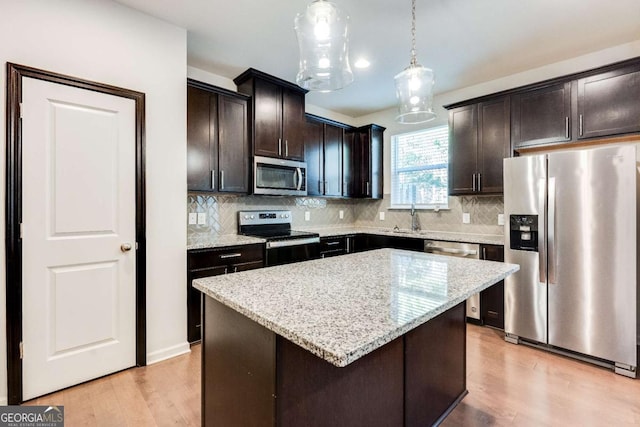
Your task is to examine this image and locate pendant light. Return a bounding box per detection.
[294,0,354,92]
[394,0,436,124]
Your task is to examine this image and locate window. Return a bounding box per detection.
[390,126,449,209]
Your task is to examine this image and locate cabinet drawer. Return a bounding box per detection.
[188,244,264,270]
[320,237,347,253]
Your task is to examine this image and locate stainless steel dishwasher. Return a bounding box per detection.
[424,240,481,322]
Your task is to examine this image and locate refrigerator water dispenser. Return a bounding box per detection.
[509,215,538,251]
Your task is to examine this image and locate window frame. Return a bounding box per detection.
[389,125,450,211]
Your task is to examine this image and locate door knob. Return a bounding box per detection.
[121,243,133,252]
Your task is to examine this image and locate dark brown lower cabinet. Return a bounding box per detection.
[187,244,264,343]
[480,244,505,329]
[202,297,466,426]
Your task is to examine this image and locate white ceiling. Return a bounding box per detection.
[115,0,640,117]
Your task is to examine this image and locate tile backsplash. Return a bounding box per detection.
[187,193,504,241]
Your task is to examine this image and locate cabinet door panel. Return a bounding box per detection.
[342,131,355,197]
[512,82,571,148]
[304,118,324,196]
[578,65,640,139]
[480,245,504,329]
[324,124,343,197]
[478,98,510,194]
[218,94,249,193]
[254,79,282,158]
[356,130,371,197]
[449,105,478,195]
[187,86,214,191]
[282,88,306,160]
[370,126,384,200]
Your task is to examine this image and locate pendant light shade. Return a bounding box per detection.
[395,0,436,124]
[294,0,353,92]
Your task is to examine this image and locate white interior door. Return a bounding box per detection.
[21,77,137,400]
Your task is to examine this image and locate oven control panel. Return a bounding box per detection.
[239,210,292,226]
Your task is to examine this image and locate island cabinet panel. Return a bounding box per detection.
[202,297,468,427]
[577,63,640,140]
[511,82,572,148]
[405,302,467,426]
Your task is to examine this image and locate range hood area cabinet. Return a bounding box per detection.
[187,80,250,193]
[510,58,640,150]
[234,68,307,161]
[447,97,510,196]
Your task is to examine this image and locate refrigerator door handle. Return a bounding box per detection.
[538,177,547,284]
[548,176,557,285]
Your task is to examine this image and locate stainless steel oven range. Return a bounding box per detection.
[238,210,320,266]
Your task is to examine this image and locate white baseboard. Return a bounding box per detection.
[146,341,191,365]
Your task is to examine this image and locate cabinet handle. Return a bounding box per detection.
[211,170,215,190]
[233,266,238,273]
[488,310,499,317]
[326,241,341,246]
[220,170,225,190]
[565,116,569,139]
[224,267,228,274]
[219,253,242,259]
[482,247,487,259]
[278,138,282,156]
[579,114,583,136]
[472,173,476,192]
[366,181,371,196]
[343,181,347,195]
[285,140,289,157]
[477,173,482,192]
[346,237,350,253]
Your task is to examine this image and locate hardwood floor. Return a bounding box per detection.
[24,325,640,426]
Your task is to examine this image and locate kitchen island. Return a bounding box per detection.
[193,248,519,426]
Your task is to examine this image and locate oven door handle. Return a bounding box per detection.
[266,237,320,249]
[295,168,303,191]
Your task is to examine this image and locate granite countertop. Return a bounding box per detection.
[193,248,519,367]
[187,233,265,250]
[188,227,504,250]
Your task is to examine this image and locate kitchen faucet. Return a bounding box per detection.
[410,203,420,231]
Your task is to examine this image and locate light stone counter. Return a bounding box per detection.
[187,233,265,250]
[193,248,519,367]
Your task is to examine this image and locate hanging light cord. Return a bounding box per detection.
[410,0,417,66]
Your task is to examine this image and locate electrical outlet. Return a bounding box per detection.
[462,213,470,224]
[379,212,385,221]
[188,213,197,225]
[498,214,505,226]
[305,211,311,221]
[197,212,207,225]
[339,210,344,220]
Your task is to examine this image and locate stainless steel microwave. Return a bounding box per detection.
[254,156,307,196]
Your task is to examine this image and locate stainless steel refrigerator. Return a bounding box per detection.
[503,144,638,378]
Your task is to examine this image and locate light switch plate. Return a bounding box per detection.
[305,211,311,221]
[188,213,197,225]
[197,212,207,225]
[498,214,505,226]
[462,213,470,224]
[379,212,385,221]
[339,210,344,220]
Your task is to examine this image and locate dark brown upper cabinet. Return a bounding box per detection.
[304,114,347,197]
[354,124,385,199]
[342,130,356,197]
[234,68,307,161]
[577,62,640,139]
[187,80,250,193]
[449,97,510,195]
[511,82,571,149]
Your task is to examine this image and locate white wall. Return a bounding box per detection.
[356,40,640,193]
[0,0,188,403]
